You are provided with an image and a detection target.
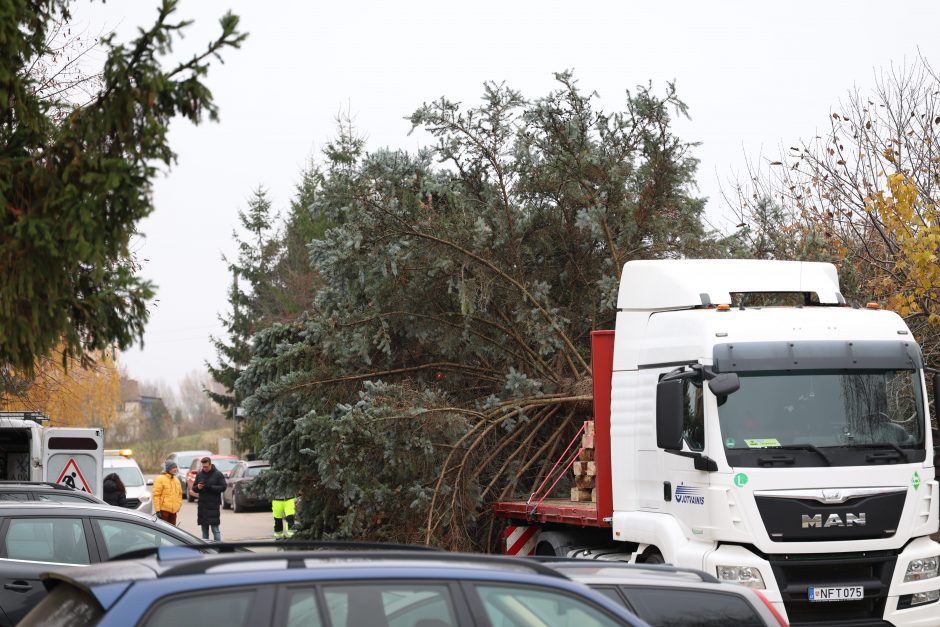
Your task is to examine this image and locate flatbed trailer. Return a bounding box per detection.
[493,330,616,528]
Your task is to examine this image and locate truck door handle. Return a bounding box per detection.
[4,581,32,592]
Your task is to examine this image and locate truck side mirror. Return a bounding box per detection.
[656,379,684,450]
[933,373,940,415]
[708,372,740,397]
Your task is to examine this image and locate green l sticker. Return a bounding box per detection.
[734,473,748,488]
[913,471,921,491]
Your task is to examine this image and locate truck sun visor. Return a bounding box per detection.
[713,340,922,372]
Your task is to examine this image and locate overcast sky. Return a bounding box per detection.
[70,0,940,387]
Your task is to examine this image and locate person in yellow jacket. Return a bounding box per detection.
[152,461,183,525]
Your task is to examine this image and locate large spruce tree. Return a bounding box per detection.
[238,73,722,549]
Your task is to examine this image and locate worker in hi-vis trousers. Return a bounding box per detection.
[272,496,296,539]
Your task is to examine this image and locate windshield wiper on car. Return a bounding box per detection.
[769,443,833,466]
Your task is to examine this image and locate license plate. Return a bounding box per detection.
[808,586,864,602]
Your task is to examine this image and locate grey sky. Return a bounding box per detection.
[70,0,940,386]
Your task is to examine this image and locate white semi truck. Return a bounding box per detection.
[0,412,104,498]
[494,259,940,626]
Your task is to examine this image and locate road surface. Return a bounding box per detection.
[146,475,274,541]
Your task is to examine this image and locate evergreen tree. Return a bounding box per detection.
[239,73,722,549]
[207,188,280,451]
[0,0,244,373]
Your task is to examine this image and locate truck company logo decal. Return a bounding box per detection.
[675,485,705,505]
[912,471,921,491]
[801,512,866,528]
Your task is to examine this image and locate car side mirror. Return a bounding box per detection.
[146,479,154,486]
[708,372,740,397]
[656,379,684,450]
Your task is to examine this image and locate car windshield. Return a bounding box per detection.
[213,458,239,471]
[718,369,924,450]
[246,466,269,478]
[106,465,145,487]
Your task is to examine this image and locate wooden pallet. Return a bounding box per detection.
[571,420,596,502]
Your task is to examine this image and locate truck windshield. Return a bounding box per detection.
[718,369,925,466]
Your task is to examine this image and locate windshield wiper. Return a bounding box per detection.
[861,442,910,463]
[770,444,832,466]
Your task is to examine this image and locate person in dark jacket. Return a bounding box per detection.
[102,473,128,508]
[192,457,226,540]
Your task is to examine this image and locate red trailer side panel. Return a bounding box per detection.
[591,330,614,524]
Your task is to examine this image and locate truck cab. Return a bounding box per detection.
[496,260,940,626]
[0,413,104,499]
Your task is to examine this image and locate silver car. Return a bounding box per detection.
[537,558,787,627]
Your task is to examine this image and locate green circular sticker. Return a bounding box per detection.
[733,473,748,488]
[725,437,736,448]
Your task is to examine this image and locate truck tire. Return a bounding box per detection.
[639,548,665,564]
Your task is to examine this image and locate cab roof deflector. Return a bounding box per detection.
[617,260,843,310]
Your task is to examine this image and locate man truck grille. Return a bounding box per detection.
[769,551,897,625]
[755,491,905,542]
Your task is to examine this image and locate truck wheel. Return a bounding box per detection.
[640,548,665,564]
[535,541,557,556]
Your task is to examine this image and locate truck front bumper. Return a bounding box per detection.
[705,537,940,625]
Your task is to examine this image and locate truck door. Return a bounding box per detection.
[42,428,104,499]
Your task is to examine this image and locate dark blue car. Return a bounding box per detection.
[21,544,651,627]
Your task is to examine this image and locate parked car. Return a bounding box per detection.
[164,450,212,498]
[0,502,203,626]
[222,460,270,512]
[0,481,104,505]
[22,544,650,627]
[103,452,153,514]
[185,454,239,502]
[536,558,787,627]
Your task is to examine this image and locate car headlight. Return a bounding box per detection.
[717,565,766,589]
[139,494,151,502]
[905,556,939,582]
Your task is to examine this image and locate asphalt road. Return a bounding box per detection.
[145,476,275,541]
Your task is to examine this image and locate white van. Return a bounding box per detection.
[0,412,104,498]
[103,451,153,514]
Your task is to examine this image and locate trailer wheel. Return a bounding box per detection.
[639,548,665,564]
[535,541,557,556]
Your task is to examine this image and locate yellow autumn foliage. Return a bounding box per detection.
[0,349,121,428]
[865,172,940,326]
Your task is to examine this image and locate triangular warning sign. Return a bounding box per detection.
[56,458,91,493]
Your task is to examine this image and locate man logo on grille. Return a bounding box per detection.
[802,513,866,528]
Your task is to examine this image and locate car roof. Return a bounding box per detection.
[104,457,141,467]
[41,545,646,623]
[167,450,212,457]
[0,481,87,492]
[536,559,758,594]
[242,460,269,466]
[0,501,161,522]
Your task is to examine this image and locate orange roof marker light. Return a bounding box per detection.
[866,302,882,310]
[716,304,732,311]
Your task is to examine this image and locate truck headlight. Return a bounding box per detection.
[905,556,939,582]
[717,565,765,589]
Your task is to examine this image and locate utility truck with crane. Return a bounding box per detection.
[493,259,940,626]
